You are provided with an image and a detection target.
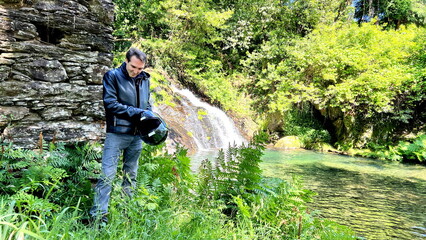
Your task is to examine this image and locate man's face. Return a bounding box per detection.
[126,56,145,78]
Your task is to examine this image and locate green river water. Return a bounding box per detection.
[191,149,426,240]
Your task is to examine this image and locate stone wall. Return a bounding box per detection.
[0,0,114,148]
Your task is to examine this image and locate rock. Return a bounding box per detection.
[10,21,39,40]
[2,0,21,3]
[17,59,68,82]
[0,0,114,148]
[84,64,110,84]
[156,104,199,155]
[274,136,302,149]
[0,106,30,127]
[0,65,11,81]
[265,111,284,133]
[41,107,72,120]
[2,120,105,148]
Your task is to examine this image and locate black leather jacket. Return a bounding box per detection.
[103,62,151,135]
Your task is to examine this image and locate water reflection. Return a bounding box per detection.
[260,149,426,240]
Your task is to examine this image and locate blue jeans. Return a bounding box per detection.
[90,132,143,217]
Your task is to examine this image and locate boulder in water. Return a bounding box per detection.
[273,136,302,149]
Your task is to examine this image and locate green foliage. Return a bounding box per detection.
[248,21,425,147]
[139,143,193,188]
[148,69,177,107]
[285,22,417,113]
[136,143,194,209]
[195,137,355,238]
[354,0,426,29]
[218,0,346,69]
[0,141,102,216]
[196,141,265,214]
[398,134,426,161]
[112,0,168,52]
[0,140,355,239]
[49,142,102,182]
[231,177,354,239]
[12,191,61,217]
[366,134,426,162]
[0,199,44,240]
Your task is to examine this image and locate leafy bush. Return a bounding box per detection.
[245,21,425,147]
[397,134,426,162]
[365,134,426,162]
[0,141,101,215]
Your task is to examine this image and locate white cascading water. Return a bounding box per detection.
[173,88,246,151]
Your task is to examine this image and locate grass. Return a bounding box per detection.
[0,188,357,240]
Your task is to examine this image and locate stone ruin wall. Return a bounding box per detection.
[0,0,114,148]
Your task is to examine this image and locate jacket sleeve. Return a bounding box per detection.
[102,70,144,119]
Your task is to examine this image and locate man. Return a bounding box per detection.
[90,47,151,222]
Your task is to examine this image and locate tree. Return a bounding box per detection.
[354,0,426,29]
[113,0,169,52]
[247,21,425,146]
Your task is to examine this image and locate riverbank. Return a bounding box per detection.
[270,134,426,165]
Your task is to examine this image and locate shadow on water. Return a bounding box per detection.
[259,149,426,240]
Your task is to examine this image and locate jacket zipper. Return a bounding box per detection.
[135,78,141,135]
[135,78,141,108]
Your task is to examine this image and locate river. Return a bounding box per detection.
[191,149,426,240]
[261,149,426,240]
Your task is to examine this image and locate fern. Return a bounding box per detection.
[196,137,266,218]
[5,160,30,170]
[367,134,426,162]
[196,159,215,202]
[143,163,160,172]
[1,146,39,166]
[0,140,104,211]
[195,133,328,238]
[138,143,194,195]
[12,191,60,217]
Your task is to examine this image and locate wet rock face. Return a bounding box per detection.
[0,0,114,148]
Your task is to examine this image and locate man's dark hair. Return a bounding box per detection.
[126,47,147,63]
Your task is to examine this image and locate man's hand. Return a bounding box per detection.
[140,110,156,121]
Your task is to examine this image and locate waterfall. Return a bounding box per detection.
[173,88,246,151]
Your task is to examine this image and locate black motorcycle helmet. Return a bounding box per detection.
[138,111,169,145]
